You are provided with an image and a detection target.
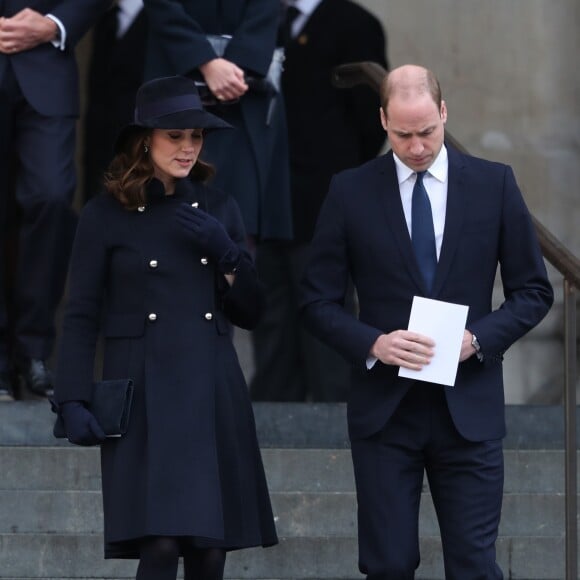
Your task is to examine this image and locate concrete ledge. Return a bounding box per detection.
[2,448,578,493]
[0,489,575,537]
[0,534,572,579]
[0,401,579,448]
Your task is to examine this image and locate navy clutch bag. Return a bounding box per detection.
[51,379,134,440]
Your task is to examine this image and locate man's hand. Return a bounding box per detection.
[200,58,249,102]
[0,9,58,54]
[370,330,435,370]
[459,329,477,362]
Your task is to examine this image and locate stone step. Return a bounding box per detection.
[1,447,578,493]
[0,534,571,579]
[1,401,577,580]
[2,402,580,449]
[0,489,574,538]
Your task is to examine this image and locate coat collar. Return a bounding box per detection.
[145,177,204,207]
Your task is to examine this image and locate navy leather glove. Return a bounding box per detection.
[176,203,241,273]
[60,401,106,446]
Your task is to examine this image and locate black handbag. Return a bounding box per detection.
[51,379,134,440]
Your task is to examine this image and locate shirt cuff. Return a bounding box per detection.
[366,355,377,370]
[45,14,66,51]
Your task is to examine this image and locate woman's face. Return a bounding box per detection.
[147,128,204,192]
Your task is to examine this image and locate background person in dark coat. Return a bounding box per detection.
[54,77,277,580]
[82,0,147,202]
[142,0,293,245]
[301,65,553,578]
[251,0,388,401]
[0,0,108,401]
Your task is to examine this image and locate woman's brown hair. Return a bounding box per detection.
[104,129,215,209]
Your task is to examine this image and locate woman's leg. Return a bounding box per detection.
[183,545,226,580]
[135,536,180,580]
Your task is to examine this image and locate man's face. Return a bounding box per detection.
[380,93,447,172]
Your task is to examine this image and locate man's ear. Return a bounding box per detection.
[440,100,448,124]
[380,107,388,132]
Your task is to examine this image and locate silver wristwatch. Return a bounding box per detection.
[471,334,484,362]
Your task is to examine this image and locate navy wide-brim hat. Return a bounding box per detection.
[114,75,231,153]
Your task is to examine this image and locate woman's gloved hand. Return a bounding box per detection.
[176,203,241,273]
[60,401,106,446]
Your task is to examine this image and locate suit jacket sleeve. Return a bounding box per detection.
[143,0,215,73]
[49,0,110,47]
[55,200,107,404]
[466,165,553,359]
[143,0,278,76]
[300,175,383,366]
[224,0,278,75]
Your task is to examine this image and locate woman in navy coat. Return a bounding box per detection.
[143,0,293,243]
[54,76,277,580]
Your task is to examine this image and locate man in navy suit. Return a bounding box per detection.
[301,64,553,578]
[0,0,108,401]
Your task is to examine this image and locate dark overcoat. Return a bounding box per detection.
[83,6,147,200]
[143,0,293,241]
[283,0,388,242]
[55,177,277,558]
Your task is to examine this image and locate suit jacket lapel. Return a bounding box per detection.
[378,152,427,292]
[432,145,466,296]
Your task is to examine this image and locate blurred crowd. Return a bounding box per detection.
[0,0,388,403]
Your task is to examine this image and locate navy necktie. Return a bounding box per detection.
[411,171,437,291]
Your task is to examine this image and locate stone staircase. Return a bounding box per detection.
[0,402,578,579]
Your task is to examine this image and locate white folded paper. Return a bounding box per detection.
[398,296,469,387]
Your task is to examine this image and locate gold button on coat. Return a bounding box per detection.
[200,257,208,265]
[191,202,199,208]
[149,260,158,268]
[137,205,146,212]
[204,312,213,321]
[148,313,157,322]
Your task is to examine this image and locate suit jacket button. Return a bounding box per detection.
[137,205,146,212]
[191,202,199,208]
[149,259,158,269]
[204,312,213,321]
[148,313,157,322]
[200,257,208,265]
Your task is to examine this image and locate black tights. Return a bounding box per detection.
[136,536,226,580]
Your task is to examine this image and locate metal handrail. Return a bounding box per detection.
[332,61,579,579]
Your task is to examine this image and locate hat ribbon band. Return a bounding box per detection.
[137,94,203,122]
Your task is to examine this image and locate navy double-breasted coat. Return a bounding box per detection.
[143,0,293,241]
[55,177,277,558]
